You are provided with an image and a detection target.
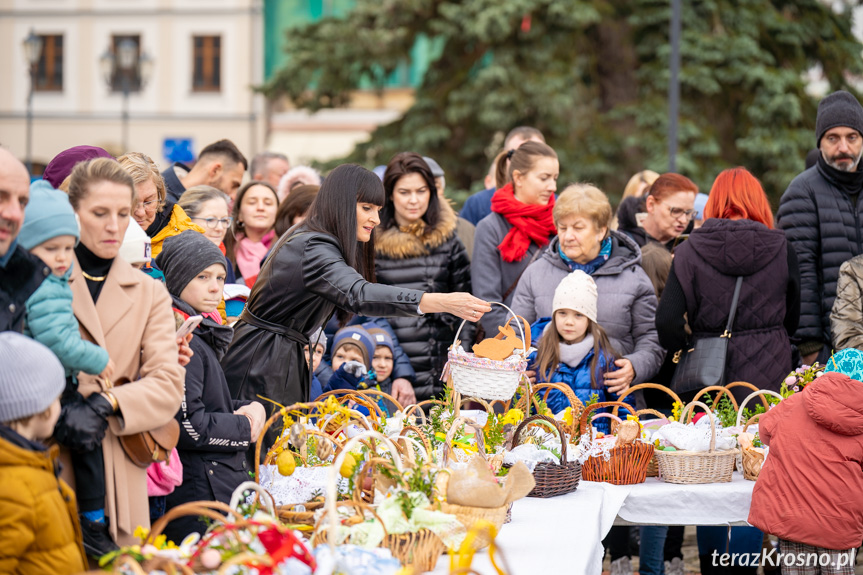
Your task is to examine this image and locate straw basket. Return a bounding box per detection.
[508,415,581,497]
[614,384,682,478]
[579,401,654,485]
[443,302,528,401]
[654,400,736,484]
[439,501,508,551]
[515,382,584,438]
[734,389,782,478]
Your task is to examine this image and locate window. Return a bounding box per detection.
[193,35,221,92]
[110,34,142,93]
[34,34,63,92]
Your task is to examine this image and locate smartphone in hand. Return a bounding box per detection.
[176,315,203,339]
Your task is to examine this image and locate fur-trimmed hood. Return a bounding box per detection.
[375,200,458,259]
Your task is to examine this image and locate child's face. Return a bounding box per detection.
[555,309,589,344]
[372,346,394,382]
[179,263,226,314]
[34,398,62,440]
[30,235,76,276]
[304,343,325,371]
[332,343,364,371]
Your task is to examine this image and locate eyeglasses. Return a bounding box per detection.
[660,200,695,220]
[191,216,233,229]
[135,199,162,213]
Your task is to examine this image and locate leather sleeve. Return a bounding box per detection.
[831,258,863,350]
[302,236,423,318]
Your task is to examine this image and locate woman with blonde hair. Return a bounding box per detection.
[117,152,204,258]
[511,183,663,393]
[56,158,185,554]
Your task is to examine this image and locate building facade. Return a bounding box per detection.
[0,0,266,171]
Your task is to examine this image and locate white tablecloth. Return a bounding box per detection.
[430,473,754,574]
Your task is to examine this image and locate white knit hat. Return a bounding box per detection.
[0,332,65,423]
[552,270,598,323]
[119,220,152,265]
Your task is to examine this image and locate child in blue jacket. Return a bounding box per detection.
[19,181,113,381]
[528,270,632,434]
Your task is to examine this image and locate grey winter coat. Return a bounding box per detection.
[511,231,664,383]
[471,213,550,335]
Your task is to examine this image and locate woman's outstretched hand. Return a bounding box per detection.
[419,292,492,322]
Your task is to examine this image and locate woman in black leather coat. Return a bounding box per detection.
[220,164,490,452]
[375,153,472,401]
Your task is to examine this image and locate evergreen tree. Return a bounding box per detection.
[263,0,863,203]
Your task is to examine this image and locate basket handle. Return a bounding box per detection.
[510,414,568,464]
[577,400,639,440]
[613,383,682,413]
[690,386,739,417]
[742,413,762,433]
[679,400,718,453]
[451,302,528,356]
[442,416,487,467]
[734,389,784,427]
[147,500,244,544]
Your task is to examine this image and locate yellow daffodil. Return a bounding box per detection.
[561,407,574,427]
[133,525,149,542]
[500,408,524,426]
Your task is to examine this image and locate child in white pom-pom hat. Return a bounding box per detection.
[527,270,634,433]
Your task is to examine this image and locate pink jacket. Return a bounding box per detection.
[748,372,863,550]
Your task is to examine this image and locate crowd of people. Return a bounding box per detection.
[1,89,862,575]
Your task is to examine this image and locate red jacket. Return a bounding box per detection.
[748,372,863,550]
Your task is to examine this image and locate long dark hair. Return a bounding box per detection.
[537,318,619,388]
[302,164,384,283]
[381,152,439,230]
[274,184,319,237]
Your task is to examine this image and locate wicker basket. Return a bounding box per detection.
[579,401,654,485]
[439,501,508,551]
[515,382,584,438]
[443,302,528,401]
[614,383,684,478]
[654,400,736,484]
[739,413,768,481]
[508,415,581,497]
[732,389,782,474]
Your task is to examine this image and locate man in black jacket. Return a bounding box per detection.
[0,148,50,332]
[777,90,863,365]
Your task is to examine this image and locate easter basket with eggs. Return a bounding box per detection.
[442,302,530,401]
[614,383,683,478]
[578,401,654,485]
[732,389,783,479]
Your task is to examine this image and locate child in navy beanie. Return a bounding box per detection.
[19,180,113,381]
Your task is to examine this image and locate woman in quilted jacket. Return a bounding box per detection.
[374,153,472,402]
[655,167,800,400]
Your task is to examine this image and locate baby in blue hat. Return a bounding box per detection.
[19,180,113,380]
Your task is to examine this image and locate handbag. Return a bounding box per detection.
[112,378,180,468]
[670,276,743,395]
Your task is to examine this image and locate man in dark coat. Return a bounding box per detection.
[0,148,50,332]
[776,90,863,365]
[160,139,247,204]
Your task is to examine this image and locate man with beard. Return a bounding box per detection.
[0,148,50,331]
[777,90,863,365]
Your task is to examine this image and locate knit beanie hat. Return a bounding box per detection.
[552,270,598,323]
[309,327,328,352]
[18,180,79,250]
[363,323,395,355]
[43,145,113,189]
[816,90,863,148]
[0,332,65,423]
[119,220,152,265]
[155,230,226,298]
[422,156,445,178]
[332,326,376,366]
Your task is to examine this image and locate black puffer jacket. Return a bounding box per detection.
[776,156,863,349]
[165,298,252,543]
[374,203,471,400]
[0,245,49,332]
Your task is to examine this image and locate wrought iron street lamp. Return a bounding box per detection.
[22,29,42,174]
[100,39,153,153]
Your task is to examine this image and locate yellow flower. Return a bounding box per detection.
[626,414,640,423]
[500,408,524,426]
[561,407,574,427]
[133,525,149,542]
[153,534,168,549]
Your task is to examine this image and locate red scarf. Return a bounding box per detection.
[491,182,556,262]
